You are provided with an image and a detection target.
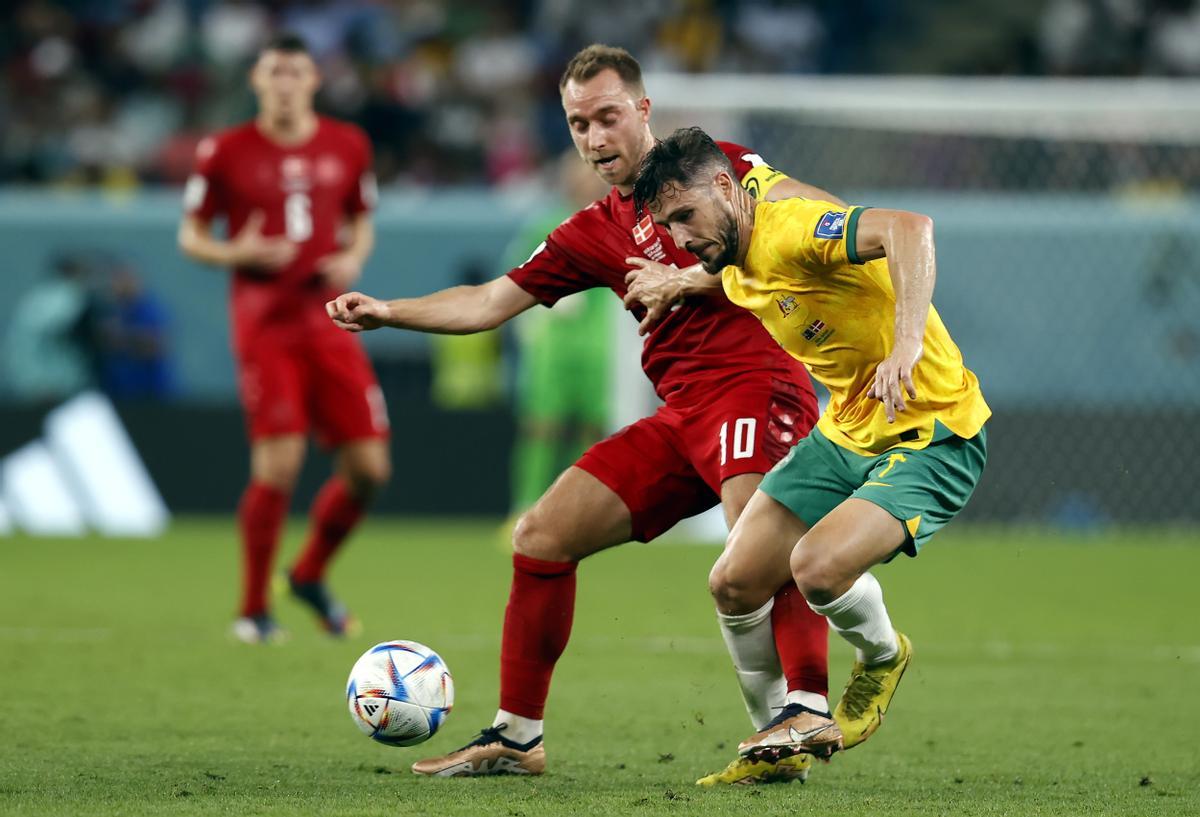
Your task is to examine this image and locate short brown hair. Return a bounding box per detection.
[261,33,310,56]
[559,44,645,96]
[634,126,732,213]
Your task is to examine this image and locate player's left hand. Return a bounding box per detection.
[317,252,364,292]
[623,257,683,335]
[868,340,923,423]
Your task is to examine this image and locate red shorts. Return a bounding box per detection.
[237,334,389,447]
[577,372,818,542]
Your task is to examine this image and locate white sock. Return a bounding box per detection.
[808,572,898,665]
[493,710,543,745]
[786,689,830,715]
[716,600,787,731]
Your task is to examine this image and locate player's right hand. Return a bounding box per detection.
[624,257,684,335]
[326,291,390,332]
[230,210,298,271]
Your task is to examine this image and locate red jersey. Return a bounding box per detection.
[508,142,808,403]
[184,116,376,353]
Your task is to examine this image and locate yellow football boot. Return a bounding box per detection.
[834,631,912,749]
[696,752,811,787]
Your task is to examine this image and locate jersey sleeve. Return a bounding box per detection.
[506,218,600,306]
[182,135,225,222]
[344,127,377,216]
[771,199,871,274]
[718,141,790,201]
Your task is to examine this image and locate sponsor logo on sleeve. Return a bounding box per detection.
[814,211,847,239]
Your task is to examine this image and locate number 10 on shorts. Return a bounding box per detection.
[719,418,756,465]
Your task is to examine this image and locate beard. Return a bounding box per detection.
[699,209,740,274]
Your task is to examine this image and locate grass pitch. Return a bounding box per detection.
[1,518,1197,816]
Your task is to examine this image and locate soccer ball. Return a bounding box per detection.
[346,640,454,747]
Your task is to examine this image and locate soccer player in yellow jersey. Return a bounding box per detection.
[634,127,991,760]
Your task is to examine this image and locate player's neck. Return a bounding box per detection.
[256,110,319,147]
[733,198,758,267]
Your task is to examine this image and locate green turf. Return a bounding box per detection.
[1,519,1197,816]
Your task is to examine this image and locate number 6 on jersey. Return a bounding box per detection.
[285,192,312,242]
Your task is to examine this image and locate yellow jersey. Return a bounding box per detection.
[721,198,990,457]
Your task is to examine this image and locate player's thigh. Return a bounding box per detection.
[513,466,632,562]
[238,345,309,442]
[711,487,811,613]
[305,336,390,448]
[334,437,392,496]
[574,409,717,544]
[250,434,308,489]
[718,471,762,529]
[792,497,909,603]
[685,373,819,496]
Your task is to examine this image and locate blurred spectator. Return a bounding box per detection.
[506,152,612,514]
[4,0,1200,188]
[97,263,176,400]
[429,260,504,410]
[3,253,98,402]
[1146,0,1200,75]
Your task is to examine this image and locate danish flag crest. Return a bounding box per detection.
[632,214,656,245]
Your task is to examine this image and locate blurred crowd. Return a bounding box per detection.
[3,0,1200,189]
[3,252,175,403]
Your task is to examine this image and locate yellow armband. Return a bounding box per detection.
[741,164,788,200]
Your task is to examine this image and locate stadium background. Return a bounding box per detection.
[4,0,1198,527]
[3,3,1200,816]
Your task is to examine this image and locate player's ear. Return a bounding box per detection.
[715,170,735,201]
[637,95,652,124]
[248,55,262,92]
[308,56,323,90]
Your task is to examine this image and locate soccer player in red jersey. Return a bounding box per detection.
[329,45,845,784]
[178,35,390,644]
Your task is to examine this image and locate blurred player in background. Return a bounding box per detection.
[636,127,989,760]
[329,45,853,785]
[178,34,390,644]
[507,152,612,516]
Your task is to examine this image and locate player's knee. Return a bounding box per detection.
[511,510,573,562]
[790,535,838,605]
[708,553,771,615]
[252,460,302,493]
[338,443,392,499]
[346,458,391,496]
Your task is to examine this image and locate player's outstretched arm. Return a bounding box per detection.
[327,274,539,335]
[854,208,936,422]
[178,212,298,271]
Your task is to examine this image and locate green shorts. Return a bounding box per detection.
[759,424,988,557]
